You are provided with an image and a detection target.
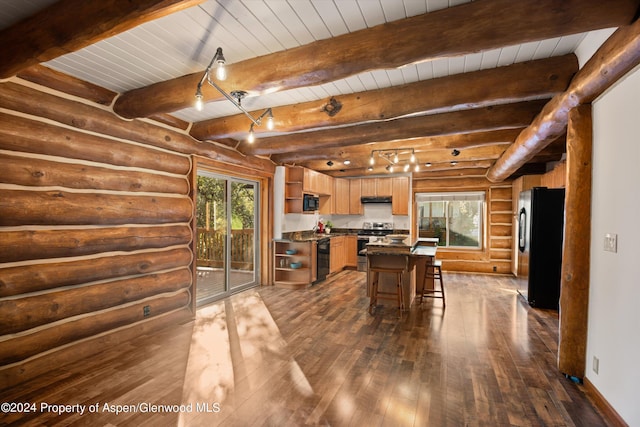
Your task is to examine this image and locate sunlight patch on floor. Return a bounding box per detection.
[178,290,315,425]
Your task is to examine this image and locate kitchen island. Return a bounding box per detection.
[363,237,437,310]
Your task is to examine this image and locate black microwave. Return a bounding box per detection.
[303,194,319,211]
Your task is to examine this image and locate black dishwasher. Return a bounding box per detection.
[315,237,330,283]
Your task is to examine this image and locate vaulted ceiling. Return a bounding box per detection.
[1,0,639,180]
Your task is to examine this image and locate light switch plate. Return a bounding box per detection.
[604,233,617,253]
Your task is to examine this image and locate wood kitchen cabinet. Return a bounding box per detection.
[303,168,332,195]
[376,177,393,196]
[391,176,410,215]
[345,235,358,267]
[333,178,350,214]
[360,177,393,197]
[361,179,377,197]
[349,179,363,215]
[329,235,345,273]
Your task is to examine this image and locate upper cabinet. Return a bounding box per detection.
[361,177,393,197]
[391,176,410,215]
[376,178,393,197]
[303,168,333,196]
[349,179,363,215]
[333,178,350,215]
[360,179,376,197]
[286,166,334,213]
[285,167,409,216]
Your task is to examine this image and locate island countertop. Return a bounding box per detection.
[362,236,437,257]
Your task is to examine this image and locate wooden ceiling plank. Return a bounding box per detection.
[240,100,547,156]
[0,0,207,79]
[487,18,640,182]
[191,54,578,141]
[112,0,640,119]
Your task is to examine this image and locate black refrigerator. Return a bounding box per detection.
[516,187,565,309]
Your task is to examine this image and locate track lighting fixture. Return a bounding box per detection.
[369,148,417,173]
[195,47,274,143]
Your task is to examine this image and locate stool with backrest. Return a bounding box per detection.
[421,259,445,307]
[368,254,407,316]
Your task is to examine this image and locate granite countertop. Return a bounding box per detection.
[361,237,437,257]
[276,232,349,242]
[279,228,410,243]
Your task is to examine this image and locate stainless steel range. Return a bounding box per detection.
[356,222,394,271]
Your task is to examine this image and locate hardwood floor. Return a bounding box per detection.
[0,271,608,426]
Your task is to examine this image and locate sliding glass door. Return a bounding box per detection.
[195,171,259,306]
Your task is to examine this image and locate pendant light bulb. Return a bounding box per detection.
[195,93,203,111]
[369,155,375,165]
[247,125,255,143]
[266,114,274,131]
[414,164,420,172]
[216,63,226,81]
[410,152,416,163]
[403,163,410,172]
[214,47,227,81]
[393,153,399,164]
[389,165,394,173]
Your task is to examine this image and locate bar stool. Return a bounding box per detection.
[368,255,406,316]
[420,260,445,307]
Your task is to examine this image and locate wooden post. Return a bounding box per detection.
[206,202,210,231]
[558,104,592,378]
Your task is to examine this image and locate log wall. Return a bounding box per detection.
[0,76,272,388]
[412,177,513,274]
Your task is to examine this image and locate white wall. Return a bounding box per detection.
[580,32,640,426]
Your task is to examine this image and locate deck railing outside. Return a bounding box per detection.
[196,228,254,270]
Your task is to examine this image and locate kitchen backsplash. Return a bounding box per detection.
[282,204,409,233]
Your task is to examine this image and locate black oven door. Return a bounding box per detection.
[357,237,368,271]
[357,237,368,254]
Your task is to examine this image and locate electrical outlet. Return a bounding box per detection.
[593,356,599,374]
[604,233,617,253]
[143,305,151,317]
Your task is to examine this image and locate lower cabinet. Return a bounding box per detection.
[274,240,316,289]
[330,235,358,273]
[329,236,345,274]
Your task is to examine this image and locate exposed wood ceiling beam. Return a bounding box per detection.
[16,65,116,106]
[413,166,498,179]
[304,144,511,173]
[322,136,564,178]
[112,0,639,119]
[270,129,522,164]
[0,0,206,79]
[487,18,640,182]
[191,55,577,141]
[239,101,547,156]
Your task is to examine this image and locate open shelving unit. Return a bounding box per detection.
[285,166,304,214]
[274,240,315,289]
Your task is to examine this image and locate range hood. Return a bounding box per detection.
[361,196,392,204]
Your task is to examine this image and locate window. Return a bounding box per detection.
[416,191,485,248]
